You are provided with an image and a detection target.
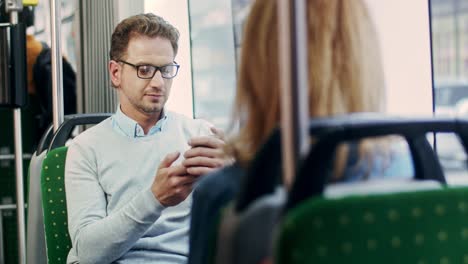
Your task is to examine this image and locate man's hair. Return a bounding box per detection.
[109,13,179,60]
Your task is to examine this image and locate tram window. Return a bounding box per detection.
[430,0,468,180]
[426,132,468,182]
[31,0,77,70]
[145,0,194,118]
[154,0,438,130]
[366,0,433,115]
[187,0,238,131]
[431,0,468,117]
[146,0,238,130]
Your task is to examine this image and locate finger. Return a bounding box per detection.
[172,174,199,186]
[167,165,188,176]
[210,127,225,140]
[168,175,196,190]
[158,152,181,169]
[183,156,224,168]
[188,136,224,149]
[184,146,223,159]
[187,166,218,176]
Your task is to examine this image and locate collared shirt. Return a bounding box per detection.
[65,108,212,264]
[112,106,168,137]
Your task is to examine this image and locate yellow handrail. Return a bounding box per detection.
[22,0,38,7]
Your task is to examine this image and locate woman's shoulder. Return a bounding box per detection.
[375,144,414,179]
[343,140,414,182]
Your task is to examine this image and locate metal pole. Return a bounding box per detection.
[0,204,17,210]
[292,0,309,158]
[0,153,33,160]
[50,0,64,131]
[278,0,294,188]
[13,109,26,264]
[277,0,309,188]
[6,1,26,263]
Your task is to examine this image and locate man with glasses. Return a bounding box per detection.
[65,13,226,264]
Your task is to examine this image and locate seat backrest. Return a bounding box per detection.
[26,124,53,264]
[37,113,111,264]
[40,146,70,264]
[276,186,468,264]
[275,116,468,263]
[214,188,286,264]
[26,150,48,264]
[221,116,468,264]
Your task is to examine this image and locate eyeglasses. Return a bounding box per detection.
[117,60,180,79]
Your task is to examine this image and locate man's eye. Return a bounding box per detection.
[138,66,153,76]
[161,67,171,74]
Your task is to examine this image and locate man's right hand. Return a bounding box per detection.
[151,152,198,207]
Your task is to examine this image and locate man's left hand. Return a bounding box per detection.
[182,127,229,176]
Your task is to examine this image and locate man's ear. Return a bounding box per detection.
[109,60,121,88]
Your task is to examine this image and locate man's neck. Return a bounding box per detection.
[120,106,163,135]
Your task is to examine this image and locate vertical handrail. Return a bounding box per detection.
[277,0,294,188]
[13,108,26,264]
[50,0,64,132]
[7,1,26,263]
[277,0,309,188]
[292,0,310,159]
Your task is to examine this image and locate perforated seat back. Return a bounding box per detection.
[276,187,468,264]
[40,146,70,264]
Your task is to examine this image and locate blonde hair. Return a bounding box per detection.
[228,0,386,178]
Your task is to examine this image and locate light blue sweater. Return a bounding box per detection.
[65,108,212,264]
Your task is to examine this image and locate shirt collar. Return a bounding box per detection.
[113,106,168,138]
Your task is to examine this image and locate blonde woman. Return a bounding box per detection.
[189,1,412,263]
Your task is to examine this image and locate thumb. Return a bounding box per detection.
[158,151,180,169]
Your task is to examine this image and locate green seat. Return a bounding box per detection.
[40,146,71,264]
[276,187,468,264]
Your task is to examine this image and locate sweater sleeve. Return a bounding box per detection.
[65,141,164,264]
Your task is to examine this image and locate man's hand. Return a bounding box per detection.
[182,127,229,176]
[152,152,198,207]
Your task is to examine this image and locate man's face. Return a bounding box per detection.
[109,36,175,119]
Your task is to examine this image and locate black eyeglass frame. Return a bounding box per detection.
[117,60,180,79]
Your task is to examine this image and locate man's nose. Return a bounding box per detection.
[149,70,164,87]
